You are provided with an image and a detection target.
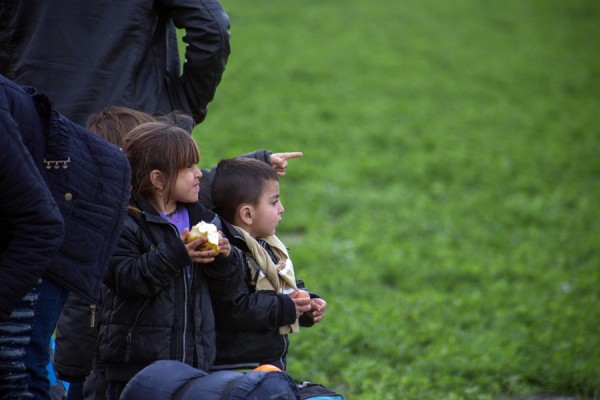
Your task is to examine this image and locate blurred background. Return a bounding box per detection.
[184,0,600,398]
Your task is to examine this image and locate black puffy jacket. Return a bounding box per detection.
[209,226,318,371]
[97,195,243,383]
[0,0,230,126]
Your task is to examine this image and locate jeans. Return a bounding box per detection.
[0,279,41,400]
[23,279,69,400]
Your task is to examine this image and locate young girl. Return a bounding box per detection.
[95,121,243,400]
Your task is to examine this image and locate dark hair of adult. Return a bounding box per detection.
[122,121,200,206]
[211,157,279,223]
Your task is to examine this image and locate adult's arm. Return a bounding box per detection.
[0,110,64,321]
[163,0,231,123]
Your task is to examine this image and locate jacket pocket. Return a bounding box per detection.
[56,194,115,264]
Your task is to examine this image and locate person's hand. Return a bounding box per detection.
[215,233,231,257]
[180,228,228,263]
[269,152,303,176]
[306,298,327,323]
[289,289,311,319]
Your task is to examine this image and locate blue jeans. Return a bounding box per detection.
[23,279,69,400]
[0,279,41,400]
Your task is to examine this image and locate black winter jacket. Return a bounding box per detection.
[0,102,64,322]
[0,74,131,304]
[97,195,243,383]
[53,149,274,383]
[0,0,230,126]
[210,226,318,371]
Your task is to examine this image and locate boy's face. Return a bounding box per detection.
[248,179,284,238]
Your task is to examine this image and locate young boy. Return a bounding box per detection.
[210,157,327,371]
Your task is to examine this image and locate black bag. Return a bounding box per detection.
[297,381,346,400]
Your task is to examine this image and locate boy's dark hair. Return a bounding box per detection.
[85,106,155,147]
[212,157,278,223]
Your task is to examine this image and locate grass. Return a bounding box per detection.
[182,0,600,398]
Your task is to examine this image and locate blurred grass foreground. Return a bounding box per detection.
[183,0,600,398]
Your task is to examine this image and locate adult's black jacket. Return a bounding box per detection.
[0,104,64,322]
[0,0,230,126]
[0,74,131,305]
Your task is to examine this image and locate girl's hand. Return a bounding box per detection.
[180,228,217,264]
[215,233,230,257]
[179,229,231,263]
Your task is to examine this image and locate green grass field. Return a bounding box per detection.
[185,0,600,398]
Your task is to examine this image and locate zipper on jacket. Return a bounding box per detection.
[124,299,148,363]
[165,221,191,364]
[89,304,96,328]
[278,334,289,369]
[182,269,190,363]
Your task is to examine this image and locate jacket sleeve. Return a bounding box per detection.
[105,217,191,299]
[210,272,297,332]
[202,246,244,294]
[162,0,231,123]
[0,110,65,322]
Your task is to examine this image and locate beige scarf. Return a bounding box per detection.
[235,226,299,334]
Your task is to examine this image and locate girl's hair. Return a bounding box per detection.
[122,121,200,204]
[211,157,278,223]
[86,106,155,147]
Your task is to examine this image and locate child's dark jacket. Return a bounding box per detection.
[210,226,319,371]
[97,195,244,383]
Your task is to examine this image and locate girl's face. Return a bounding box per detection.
[171,164,202,204]
[248,179,284,238]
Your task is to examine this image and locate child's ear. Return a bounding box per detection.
[238,204,254,226]
[149,170,164,191]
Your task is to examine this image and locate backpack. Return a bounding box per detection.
[297,381,347,400]
[220,370,300,400]
[121,360,301,400]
